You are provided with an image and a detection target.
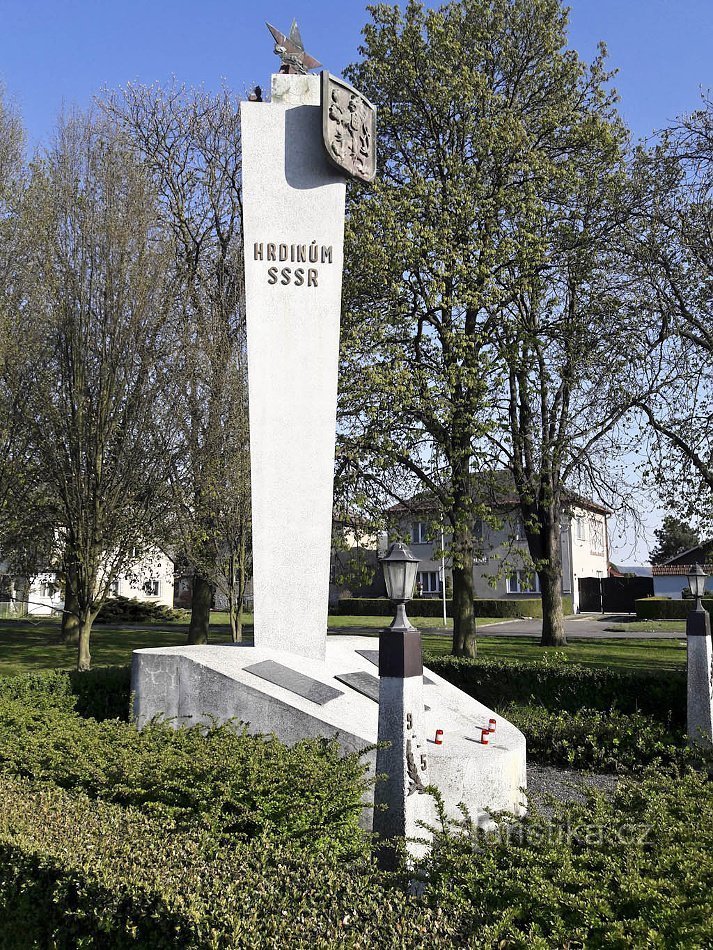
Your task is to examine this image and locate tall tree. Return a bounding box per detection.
[649,515,701,565]
[340,0,638,653]
[629,97,713,522]
[17,112,175,669]
[105,84,250,645]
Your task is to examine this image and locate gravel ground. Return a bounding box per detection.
[526,765,619,806]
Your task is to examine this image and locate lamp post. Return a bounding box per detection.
[685,563,712,747]
[374,542,431,868]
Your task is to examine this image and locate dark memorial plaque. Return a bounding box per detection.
[336,671,380,703]
[245,660,343,705]
[322,72,376,183]
[356,648,435,685]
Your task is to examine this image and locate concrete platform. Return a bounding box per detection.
[131,636,527,828]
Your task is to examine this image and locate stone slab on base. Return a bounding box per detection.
[131,636,527,828]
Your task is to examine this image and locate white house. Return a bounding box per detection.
[0,548,175,616]
[388,488,610,613]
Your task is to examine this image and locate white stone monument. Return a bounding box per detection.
[131,23,527,837]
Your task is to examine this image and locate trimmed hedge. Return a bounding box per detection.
[0,666,131,720]
[1,769,712,948]
[0,696,368,853]
[424,654,686,726]
[336,596,573,618]
[636,596,713,620]
[0,776,449,949]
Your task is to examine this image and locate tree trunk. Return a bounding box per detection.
[77,613,92,671]
[452,562,477,656]
[61,562,80,645]
[539,520,567,647]
[187,573,212,644]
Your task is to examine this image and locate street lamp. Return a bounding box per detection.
[380,541,419,632]
[687,563,707,611]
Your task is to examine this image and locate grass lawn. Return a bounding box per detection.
[421,634,686,672]
[0,614,686,676]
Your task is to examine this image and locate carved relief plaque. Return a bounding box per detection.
[321,71,377,183]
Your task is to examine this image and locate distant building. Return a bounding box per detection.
[385,480,610,613]
[651,543,713,599]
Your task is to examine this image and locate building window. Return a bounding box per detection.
[417,571,440,595]
[590,520,604,556]
[575,516,587,541]
[142,579,160,597]
[506,570,540,594]
[411,522,429,544]
[473,518,484,539]
[513,517,526,541]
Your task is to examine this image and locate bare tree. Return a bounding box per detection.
[105,83,250,645]
[17,111,175,669]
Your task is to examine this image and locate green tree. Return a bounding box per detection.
[340,0,638,652]
[649,515,700,565]
[16,112,175,669]
[629,97,713,522]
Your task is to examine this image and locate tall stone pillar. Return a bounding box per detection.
[241,75,346,661]
[687,605,713,746]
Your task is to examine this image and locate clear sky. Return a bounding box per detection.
[1,0,709,562]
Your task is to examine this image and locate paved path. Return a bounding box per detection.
[328,613,685,639]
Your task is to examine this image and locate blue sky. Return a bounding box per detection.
[1,0,709,562]
[1,0,710,149]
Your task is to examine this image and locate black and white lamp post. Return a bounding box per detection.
[686,563,713,746]
[374,542,431,869]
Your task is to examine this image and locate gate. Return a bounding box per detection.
[578,575,654,613]
[578,576,602,612]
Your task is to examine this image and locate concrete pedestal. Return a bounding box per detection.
[131,637,527,833]
[687,607,713,746]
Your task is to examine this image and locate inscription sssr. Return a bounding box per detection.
[253,241,335,288]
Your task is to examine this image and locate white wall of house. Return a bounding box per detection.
[653,573,713,599]
[111,549,175,609]
[396,503,609,611]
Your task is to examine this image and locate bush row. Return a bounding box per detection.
[336,596,573,618]
[0,695,368,853]
[636,596,713,619]
[2,767,712,948]
[504,704,695,773]
[424,654,686,726]
[0,666,131,720]
[96,595,190,624]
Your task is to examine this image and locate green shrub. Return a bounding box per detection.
[0,775,450,949]
[0,666,131,721]
[504,704,694,772]
[636,595,713,619]
[336,596,572,618]
[425,654,686,726]
[0,696,368,853]
[96,595,189,624]
[420,767,713,948]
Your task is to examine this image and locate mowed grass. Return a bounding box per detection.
[421,634,686,672]
[0,613,686,676]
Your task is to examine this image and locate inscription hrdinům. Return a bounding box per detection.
[253,241,334,287]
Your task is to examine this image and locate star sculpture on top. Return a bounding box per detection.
[266,20,322,74]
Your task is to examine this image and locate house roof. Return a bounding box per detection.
[656,542,713,567]
[387,473,611,518]
[651,563,713,576]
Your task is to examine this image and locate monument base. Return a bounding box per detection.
[131,636,527,830]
